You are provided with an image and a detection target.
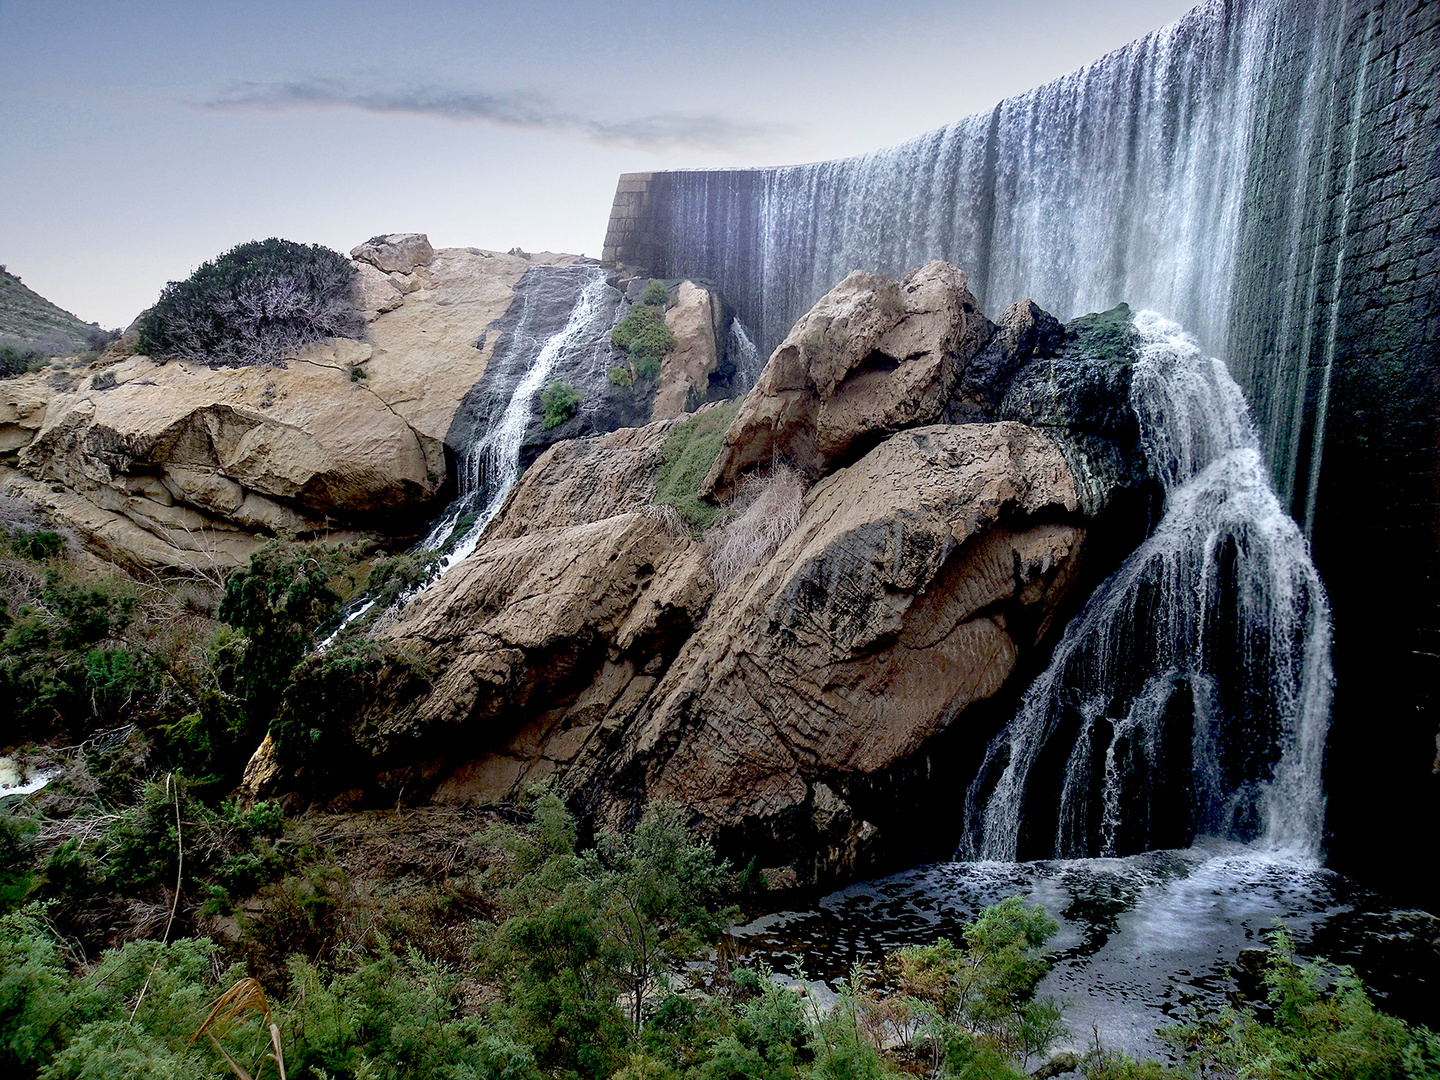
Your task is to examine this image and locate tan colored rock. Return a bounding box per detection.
[703,261,993,498]
[358,510,714,798]
[0,377,48,457]
[241,734,282,799]
[567,422,1083,878]
[350,233,435,274]
[652,282,723,422]
[12,243,586,570]
[353,262,405,321]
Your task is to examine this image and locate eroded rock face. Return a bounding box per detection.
[369,508,716,804]
[702,261,993,498]
[257,263,1152,886]
[0,243,586,572]
[567,423,1084,878]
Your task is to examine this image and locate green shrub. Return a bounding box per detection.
[640,280,673,308]
[0,809,36,913]
[540,380,581,430]
[135,238,362,367]
[6,531,65,560]
[1168,926,1440,1080]
[609,365,634,388]
[0,343,49,379]
[634,355,661,382]
[479,791,735,1080]
[89,371,117,391]
[216,542,358,740]
[0,907,69,1072]
[612,305,674,362]
[652,403,739,530]
[890,895,1063,1070]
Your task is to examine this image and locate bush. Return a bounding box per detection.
[1167,927,1440,1080]
[6,530,65,560]
[271,636,428,781]
[640,280,673,308]
[612,305,674,363]
[0,809,36,912]
[215,542,358,740]
[540,380,581,430]
[135,238,362,367]
[609,365,634,388]
[634,355,661,382]
[0,343,49,379]
[652,403,739,531]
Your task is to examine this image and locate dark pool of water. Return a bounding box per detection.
[729,842,1438,1059]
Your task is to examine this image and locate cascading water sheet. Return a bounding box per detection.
[420,264,618,571]
[322,264,620,642]
[726,317,765,393]
[961,312,1332,862]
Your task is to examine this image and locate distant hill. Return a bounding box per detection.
[0,264,105,355]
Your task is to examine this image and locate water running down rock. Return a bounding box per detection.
[962,312,1332,862]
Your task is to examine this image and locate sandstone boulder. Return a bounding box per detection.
[365,509,715,804]
[702,261,993,498]
[652,281,724,422]
[350,233,435,275]
[568,423,1084,879]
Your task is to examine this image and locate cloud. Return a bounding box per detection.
[203,77,788,152]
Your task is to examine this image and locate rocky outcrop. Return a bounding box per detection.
[702,261,993,498]
[0,241,587,572]
[351,233,435,275]
[652,281,724,422]
[301,264,1154,884]
[569,423,1084,878]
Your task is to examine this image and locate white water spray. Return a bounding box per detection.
[961,312,1332,862]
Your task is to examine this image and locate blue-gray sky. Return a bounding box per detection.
[2,0,1197,329]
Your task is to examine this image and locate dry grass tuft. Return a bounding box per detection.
[706,465,805,589]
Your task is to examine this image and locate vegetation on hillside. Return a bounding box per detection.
[652,402,740,530]
[0,496,1436,1080]
[135,238,362,367]
[0,265,113,361]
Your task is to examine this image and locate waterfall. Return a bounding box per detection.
[322,264,620,642]
[421,263,619,570]
[617,0,1437,535]
[726,317,765,393]
[960,312,1332,863]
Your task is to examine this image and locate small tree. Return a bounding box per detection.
[481,791,735,1079]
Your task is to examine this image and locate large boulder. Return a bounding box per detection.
[567,423,1084,879]
[702,261,993,498]
[350,233,435,275]
[652,281,724,422]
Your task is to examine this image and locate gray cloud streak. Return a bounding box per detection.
[204,77,787,151]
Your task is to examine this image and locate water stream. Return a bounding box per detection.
[962,312,1332,862]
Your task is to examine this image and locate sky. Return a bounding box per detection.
[2,0,1198,330]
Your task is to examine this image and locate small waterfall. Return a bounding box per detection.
[726,316,765,393]
[960,312,1332,862]
[322,265,620,642]
[421,264,619,570]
